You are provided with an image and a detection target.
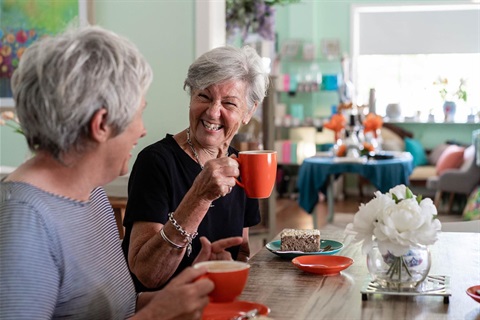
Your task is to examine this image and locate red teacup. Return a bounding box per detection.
[193,260,250,303]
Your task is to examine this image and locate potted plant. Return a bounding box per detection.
[226,0,300,44]
[433,77,467,122]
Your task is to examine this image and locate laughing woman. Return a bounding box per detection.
[0,26,215,319]
[122,46,270,291]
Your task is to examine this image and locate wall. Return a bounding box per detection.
[393,122,478,149]
[274,0,476,148]
[1,0,474,167]
[0,0,195,169]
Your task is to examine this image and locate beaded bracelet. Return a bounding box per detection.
[160,228,186,250]
[167,212,198,257]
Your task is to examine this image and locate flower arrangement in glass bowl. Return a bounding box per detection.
[344,185,442,289]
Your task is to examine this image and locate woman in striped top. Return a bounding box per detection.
[0,25,213,319]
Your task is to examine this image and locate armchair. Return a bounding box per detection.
[427,143,480,213]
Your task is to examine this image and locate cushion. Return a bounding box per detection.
[428,143,449,165]
[380,127,405,152]
[435,145,465,175]
[410,166,437,181]
[463,186,480,221]
[405,138,428,167]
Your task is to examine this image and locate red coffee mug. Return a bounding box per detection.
[234,150,277,199]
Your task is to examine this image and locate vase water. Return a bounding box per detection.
[367,244,431,290]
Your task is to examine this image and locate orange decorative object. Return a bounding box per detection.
[336,144,347,157]
[363,113,383,137]
[363,142,374,153]
[324,113,346,140]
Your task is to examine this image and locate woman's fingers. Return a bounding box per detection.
[193,237,213,264]
[193,236,243,263]
[211,236,243,253]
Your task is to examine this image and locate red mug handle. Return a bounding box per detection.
[233,157,245,189]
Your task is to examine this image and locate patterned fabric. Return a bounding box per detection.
[463,186,480,221]
[0,182,136,319]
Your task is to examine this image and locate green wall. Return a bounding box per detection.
[1,0,195,169]
[393,122,478,149]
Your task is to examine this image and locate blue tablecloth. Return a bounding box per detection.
[297,156,414,214]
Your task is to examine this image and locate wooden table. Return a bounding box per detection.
[239,230,480,319]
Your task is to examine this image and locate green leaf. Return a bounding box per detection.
[392,193,400,203]
[405,187,413,199]
[416,195,422,204]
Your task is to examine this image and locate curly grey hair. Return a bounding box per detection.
[11,25,153,160]
[183,45,269,111]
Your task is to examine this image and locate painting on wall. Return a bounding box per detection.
[0,0,88,107]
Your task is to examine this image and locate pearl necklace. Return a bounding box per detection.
[186,127,228,170]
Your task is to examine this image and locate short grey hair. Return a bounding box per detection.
[11,25,153,159]
[183,45,269,111]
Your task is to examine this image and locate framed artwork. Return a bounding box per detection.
[0,0,89,107]
[320,38,340,60]
[280,39,302,59]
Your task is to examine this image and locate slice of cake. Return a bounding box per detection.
[280,228,321,252]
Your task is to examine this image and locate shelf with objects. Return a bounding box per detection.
[272,41,357,200]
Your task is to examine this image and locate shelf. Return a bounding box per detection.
[387,120,479,125]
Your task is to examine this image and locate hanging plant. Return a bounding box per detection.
[226,0,300,43]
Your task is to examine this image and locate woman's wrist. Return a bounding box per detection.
[158,212,198,257]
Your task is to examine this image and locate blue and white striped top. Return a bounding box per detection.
[0,182,136,319]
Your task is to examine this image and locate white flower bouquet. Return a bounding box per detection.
[345,184,441,255]
[345,185,442,287]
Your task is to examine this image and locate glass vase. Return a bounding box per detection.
[366,244,431,290]
[443,100,456,122]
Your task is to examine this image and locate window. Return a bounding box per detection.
[352,3,480,122]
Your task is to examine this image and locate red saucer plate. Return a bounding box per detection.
[466,285,480,303]
[202,300,270,320]
[292,255,354,275]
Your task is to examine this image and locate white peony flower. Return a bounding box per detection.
[389,184,408,199]
[344,184,441,256]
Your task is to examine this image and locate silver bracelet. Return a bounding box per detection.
[160,228,186,250]
[168,212,198,257]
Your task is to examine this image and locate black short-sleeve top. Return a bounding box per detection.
[122,134,260,291]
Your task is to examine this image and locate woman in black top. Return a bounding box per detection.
[122,45,270,291]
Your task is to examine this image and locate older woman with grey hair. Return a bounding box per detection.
[0,26,214,319]
[122,45,270,291]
